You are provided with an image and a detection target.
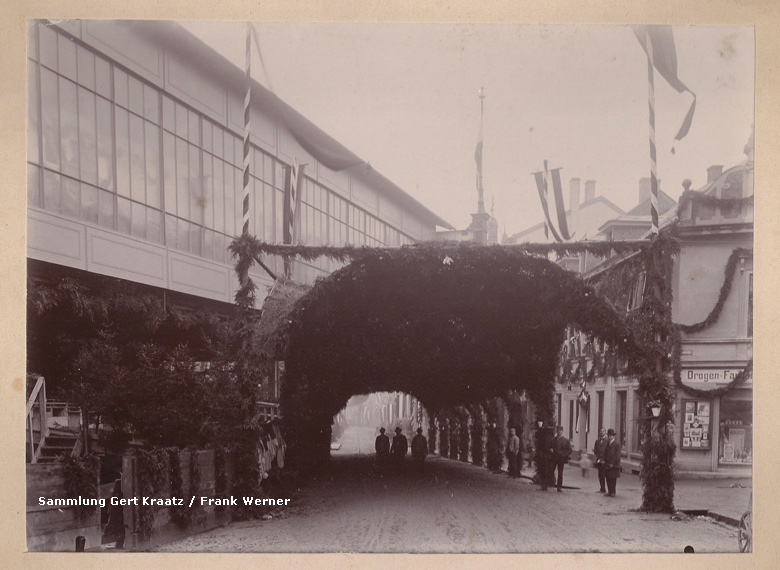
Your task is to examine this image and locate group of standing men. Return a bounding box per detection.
[507,425,622,496]
[593,427,622,496]
[375,426,428,473]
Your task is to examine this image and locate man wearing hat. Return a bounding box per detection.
[375,427,390,473]
[603,428,622,497]
[411,428,428,472]
[390,426,409,470]
[550,425,572,492]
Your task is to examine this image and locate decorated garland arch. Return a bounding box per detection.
[229,236,676,485]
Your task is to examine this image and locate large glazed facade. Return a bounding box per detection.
[27,20,451,309]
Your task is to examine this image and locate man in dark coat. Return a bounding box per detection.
[390,427,408,470]
[603,428,622,497]
[550,425,572,492]
[506,427,521,477]
[593,427,608,493]
[375,427,390,473]
[411,428,428,472]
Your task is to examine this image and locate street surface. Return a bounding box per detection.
[159,427,740,553]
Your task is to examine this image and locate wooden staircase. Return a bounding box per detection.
[35,430,80,464]
[27,376,82,464]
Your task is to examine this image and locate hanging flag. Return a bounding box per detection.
[550,168,572,241]
[633,25,697,153]
[532,165,563,242]
[282,161,306,277]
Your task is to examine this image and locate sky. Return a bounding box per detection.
[181,22,754,237]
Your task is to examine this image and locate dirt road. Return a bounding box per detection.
[158,427,737,553]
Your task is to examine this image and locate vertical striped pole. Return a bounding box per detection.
[646,31,659,235]
[242,22,252,236]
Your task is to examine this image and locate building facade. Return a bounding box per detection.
[26,20,452,316]
[551,159,753,474]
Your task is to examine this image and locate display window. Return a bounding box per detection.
[680,399,712,450]
[719,399,752,466]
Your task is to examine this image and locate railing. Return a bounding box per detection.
[26,375,48,464]
[258,401,282,422]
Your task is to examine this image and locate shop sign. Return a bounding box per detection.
[683,368,751,385]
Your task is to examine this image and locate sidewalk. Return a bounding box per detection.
[518,463,752,525]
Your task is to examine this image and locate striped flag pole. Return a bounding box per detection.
[646,30,660,235]
[241,22,252,236]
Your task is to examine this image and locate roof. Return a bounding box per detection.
[505,196,625,243]
[625,190,677,216]
[128,21,454,231]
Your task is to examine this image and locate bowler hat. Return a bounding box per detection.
[417,428,423,433]
[379,427,385,433]
[607,428,616,436]
[395,427,402,432]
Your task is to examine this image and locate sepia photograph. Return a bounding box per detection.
[22,17,755,555]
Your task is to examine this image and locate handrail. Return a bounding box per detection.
[26,375,48,464]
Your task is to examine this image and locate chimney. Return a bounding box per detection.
[569,178,580,238]
[584,180,596,202]
[707,165,723,183]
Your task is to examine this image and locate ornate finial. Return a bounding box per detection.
[744,124,754,160]
[682,179,692,192]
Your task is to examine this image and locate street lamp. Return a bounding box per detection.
[537,420,544,428]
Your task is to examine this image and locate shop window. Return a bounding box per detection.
[681,399,712,450]
[568,400,574,440]
[719,399,752,465]
[597,391,604,431]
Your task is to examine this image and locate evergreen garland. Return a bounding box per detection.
[468,403,485,467]
[61,454,100,519]
[428,418,438,454]
[457,407,470,462]
[484,399,503,471]
[677,248,752,334]
[438,413,450,458]
[136,448,168,539]
[676,190,754,220]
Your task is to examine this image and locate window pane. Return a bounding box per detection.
[175,102,188,139]
[28,21,39,62]
[96,97,114,191]
[188,109,200,145]
[203,228,214,260]
[190,224,202,256]
[57,33,77,80]
[128,75,143,116]
[214,232,225,264]
[202,120,212,153]
[176,137,189,220]
[162,95,175,132]
[147,208,162,244]
[129,113,145,203]
[264,184,274,242]
[28,164,41,207]
[189,144,202,225]
[38,24,58,70]
[163,131,176,214]
[212,125,223,159]
[28,63,41,165]
[115,107,130,197]
[43,170,62,212]
[213,159,224,233]
[95,55,111,99]
[177,218,189,253]
[77,46,95,91]
[114,68,128,108]
[78,87,97,185]
[62,176,80,218]
[165,214,177,249]
[203,156,213,228]
[40,68,60,169]
[81,182,97,223]
[143,84,159,123]
[59,77,79,178]
[98,188,114,228]
[145,121,160,208]
[117,197,131,234]
[224,166,235,235]
[131,201,146,239]
[224,132,234,165]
